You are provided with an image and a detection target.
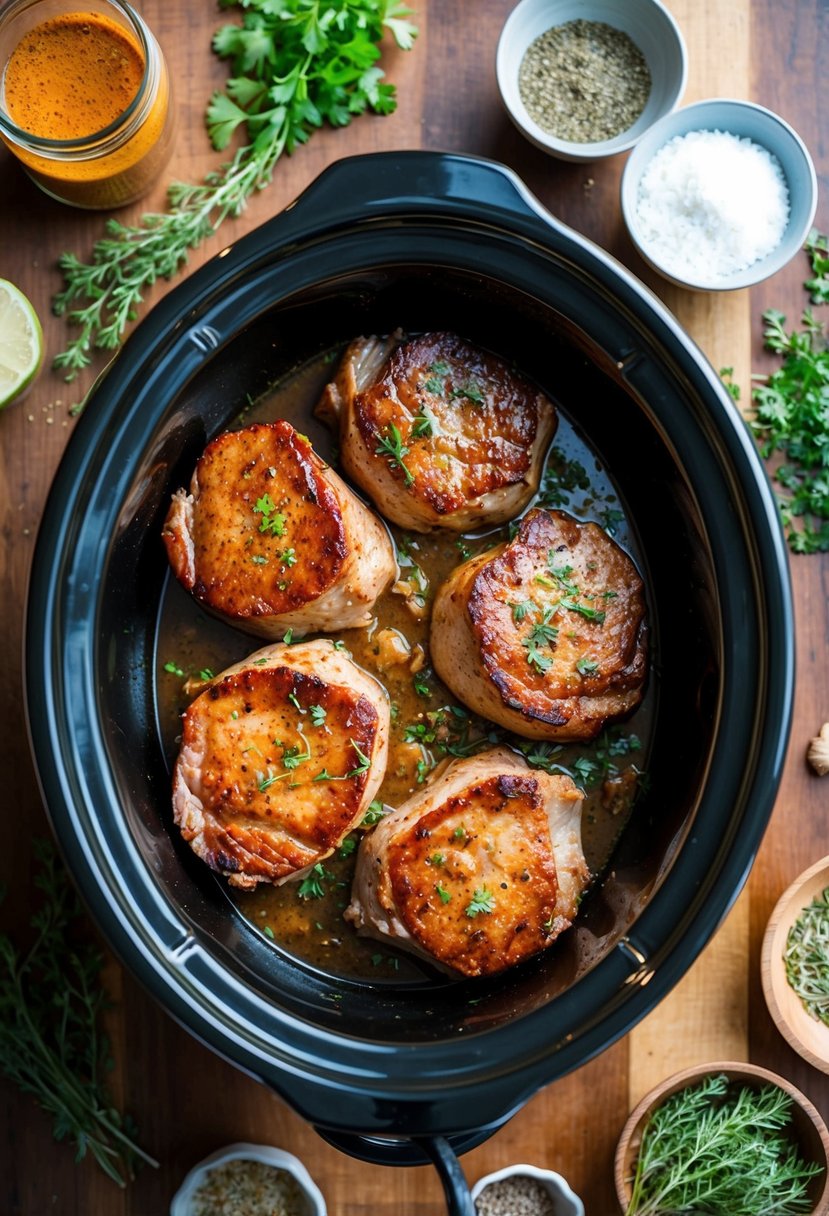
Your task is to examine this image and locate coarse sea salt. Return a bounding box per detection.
[634,128,790,283]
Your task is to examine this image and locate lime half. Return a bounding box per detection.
[0,279,44,409]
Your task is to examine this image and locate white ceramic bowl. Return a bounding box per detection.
[471,1163,585,1216]
[621,97,818,291]
[496,0,687,162]
[169,1142,326,1216]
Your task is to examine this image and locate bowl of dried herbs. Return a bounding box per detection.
[763,855,829,1074]
[495,0,687,161]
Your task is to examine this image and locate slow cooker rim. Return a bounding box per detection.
[24,152,793,1133]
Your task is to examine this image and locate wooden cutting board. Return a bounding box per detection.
[1,1,827,1213]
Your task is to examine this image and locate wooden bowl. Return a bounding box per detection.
[763,856,829,1073]
[614,1061,829,1215]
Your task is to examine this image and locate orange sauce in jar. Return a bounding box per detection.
[0,4,175,208]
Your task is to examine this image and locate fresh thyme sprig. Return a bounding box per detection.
[53,0,417,382]
[0,840,157,1186]
[625,1073,821,1216]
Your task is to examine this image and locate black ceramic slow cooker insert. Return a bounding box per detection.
[25,153,793,1209]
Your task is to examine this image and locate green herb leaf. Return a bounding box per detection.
[748,238,829,552]
[309,705,327,727]
[361,800,387,826]
[0,842,157,1184]
[297,863,333,900]
[52,0,417,384]
[465,887,494,917]
[626,1074,822,1216]
[375,423,414,485]
[435,883,451,905]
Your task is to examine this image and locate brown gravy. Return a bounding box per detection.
[155,349,653,984]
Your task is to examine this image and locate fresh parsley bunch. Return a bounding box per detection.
[53,0,417,382]
[750,231,829,553]
[0,840,157,1185]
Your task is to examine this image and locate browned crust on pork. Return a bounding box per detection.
[431,508,647,740]
[163,420,346,618]
[172,641,388,889]
[385,774,560,976]
[331,331,557,530]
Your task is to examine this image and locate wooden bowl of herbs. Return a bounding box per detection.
[763,855,829,1074]
[614,1061,829,1216]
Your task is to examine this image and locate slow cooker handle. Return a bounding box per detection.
[282,150,550,234]
[313,1129,476,1215]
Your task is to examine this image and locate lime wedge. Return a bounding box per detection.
[0,279,44,409]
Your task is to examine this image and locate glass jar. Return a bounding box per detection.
[0,0,175,209]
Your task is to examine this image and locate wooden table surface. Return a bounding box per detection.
[2,1,827,1212]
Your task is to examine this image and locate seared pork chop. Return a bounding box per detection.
[431,509,647,741]
[317,331,557,531]
[345,747,587,977]
[163,419,396,637]
[172,639,389,890]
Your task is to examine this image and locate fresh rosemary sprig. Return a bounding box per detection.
[0,840,157,1186]
[625,1073,821,1216]
[785,885,829,1025]
[53,0,417,381]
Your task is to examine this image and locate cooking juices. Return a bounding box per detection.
[0,0,175,208]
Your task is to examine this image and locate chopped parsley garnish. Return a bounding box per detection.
[309,705,327,727]
[429,360,450,376]
[297,863,333,900]
[450,380,484,404]
[251,554,268,565]
[423,376,443,394]
[258,769,285,792]
[282,629,294,645]
[253,492,286,536]
[346,739,372,778]
[510,599,535,622]
[455,539,472,560]
[163,660,185,677]
[453,825,467,840]
[413,673,432,698]
[375,423,414,485]
[282,548,297,566]
[523,638,553,673]
[465,887,494,917]
[362,800,387,826]
[282,744,311,770]
[262,925,275,940]
[599,507,625,535]
[558,598,606,623]
[536,449,591,509]
[338,837,357,859]
[288,691,303,712]
[435,883,451,905]
[576,657,600,676]
[411,410,433,438]
[428,853,445,866]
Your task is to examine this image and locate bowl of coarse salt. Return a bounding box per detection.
[620,98,817,291]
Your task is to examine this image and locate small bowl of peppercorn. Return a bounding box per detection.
[471,1163,584,1216]
[496,0,687,162]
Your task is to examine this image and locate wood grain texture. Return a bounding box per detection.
[0,1,827,1213]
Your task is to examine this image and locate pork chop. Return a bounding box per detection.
[172,639,390,890]
[431,508,647,740]
[317,331,557,531]
[345,747,587,977]
[162,419,396,637]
